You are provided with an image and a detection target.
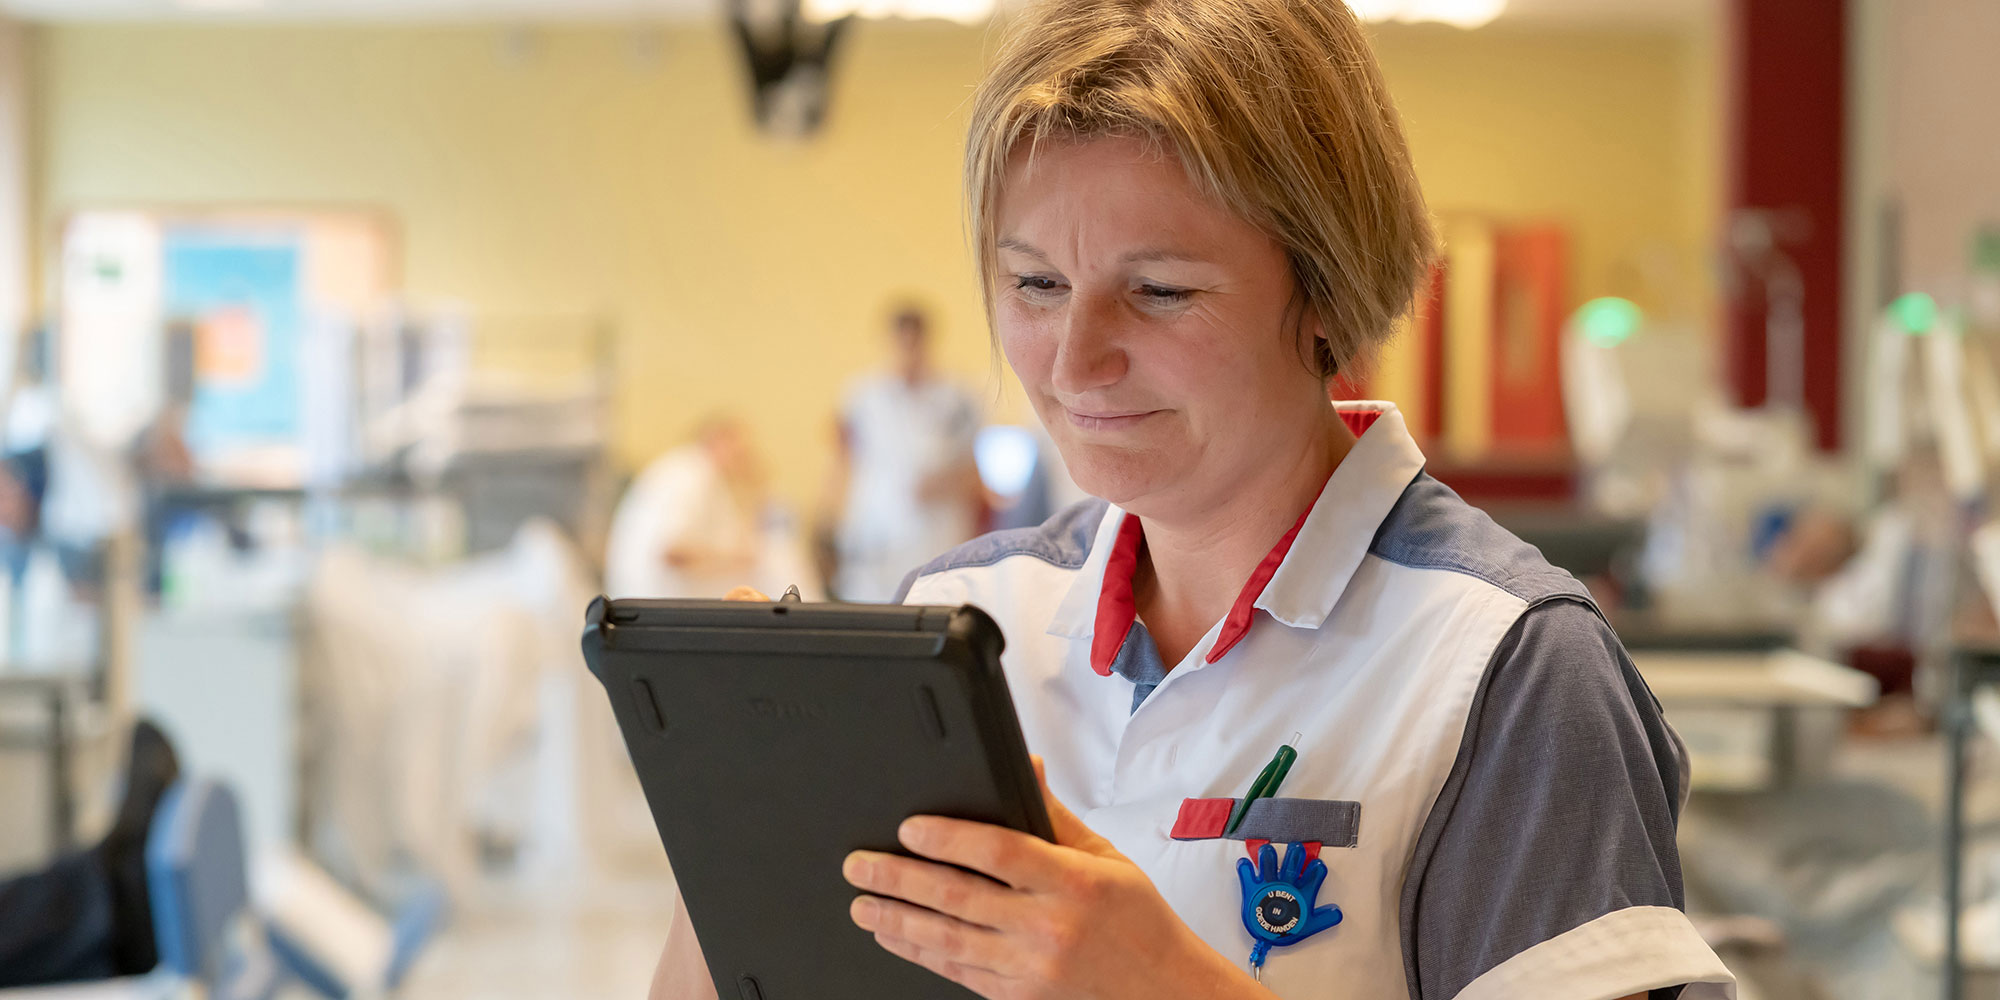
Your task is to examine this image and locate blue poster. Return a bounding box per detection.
[161,231,303,459]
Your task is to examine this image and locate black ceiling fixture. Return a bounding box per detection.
[727,0,852,138]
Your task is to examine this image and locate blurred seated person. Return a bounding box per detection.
[830,305,984,601]
[605,416,820,600]
[1776,450,1952,726]
[0,720,180,986]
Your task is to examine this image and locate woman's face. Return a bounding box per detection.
[993,135,1330,517]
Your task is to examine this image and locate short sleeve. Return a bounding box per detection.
[892,565,922,605]
[1398,599,1735,1000]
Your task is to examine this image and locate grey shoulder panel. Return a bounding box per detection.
[892,497,1108,603]
[1398,598,1689,1000]
[1370,474,1592,608]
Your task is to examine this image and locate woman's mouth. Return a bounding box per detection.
[1062,407,1162,432]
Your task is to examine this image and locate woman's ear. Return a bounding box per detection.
[1295,303,1339,382]
[1284,286,1331,377]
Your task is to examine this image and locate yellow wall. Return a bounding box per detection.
[30,18,1717,506]
[1365,22,1722,444]
[1375,23,1720,320]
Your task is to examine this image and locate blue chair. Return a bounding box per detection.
[0,778,276,1000]
[145,779,281,1000]
[151,778,444,1000]
[4,777,441,1000]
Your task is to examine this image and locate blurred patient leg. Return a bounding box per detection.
[0,851,120,983]
[0,719,179,986]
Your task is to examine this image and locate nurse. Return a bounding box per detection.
[831,305,985,602]
[651,0,1734,995]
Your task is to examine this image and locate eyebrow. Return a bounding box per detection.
[1119,247,1211,265]
[994,237,1212,266]
[995,237,1048,262]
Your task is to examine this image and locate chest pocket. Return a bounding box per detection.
[1171,796,1362,848]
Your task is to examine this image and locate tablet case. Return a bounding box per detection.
[583,597,1055,1000]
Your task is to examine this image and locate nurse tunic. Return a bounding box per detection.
[897,402,1735,1000]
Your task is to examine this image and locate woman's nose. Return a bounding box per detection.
[1049,295,1129,396]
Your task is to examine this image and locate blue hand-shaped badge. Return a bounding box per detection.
[1236,842,1343,973]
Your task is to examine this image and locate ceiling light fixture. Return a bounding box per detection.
[801,0,995,26]
[1349,0,1507,29]
[173,0,269,11]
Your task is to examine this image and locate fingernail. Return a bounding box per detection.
[897,818,929,850]
[850,895,880,930]
[842,852,872,886]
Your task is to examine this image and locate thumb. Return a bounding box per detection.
[723,586,770,602]
[1031,755,1120,858]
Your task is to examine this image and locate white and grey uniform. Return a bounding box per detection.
[895,402,1734,1000]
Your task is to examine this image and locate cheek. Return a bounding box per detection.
[1160,310,1313,424]
[996,308,1054,385]
[1147,319,1256,400]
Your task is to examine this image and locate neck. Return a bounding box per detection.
[1131,407,1354,662]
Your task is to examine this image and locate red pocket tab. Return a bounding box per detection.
[1170,797,1238,840]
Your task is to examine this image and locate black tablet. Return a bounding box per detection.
[582,596,1055,1000]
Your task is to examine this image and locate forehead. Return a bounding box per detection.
[995,135,1257,252]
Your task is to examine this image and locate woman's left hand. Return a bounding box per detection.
[842,757,1270,1000]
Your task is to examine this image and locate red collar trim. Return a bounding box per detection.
[1336,407,1381,438]
[1087,407,1383,677]
[1089,515,1147,676]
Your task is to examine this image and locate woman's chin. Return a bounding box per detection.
[1065,455,1174,510]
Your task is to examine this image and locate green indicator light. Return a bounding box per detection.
[1574,297,1643,347]
[1890,292,1937,335]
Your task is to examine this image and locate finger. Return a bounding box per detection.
[1256,842,1279,883]
[1301,856,1327,896]
[1030,755,1118,856]
[1304,903,1344,936]
[1281,842,1305,881]
[897,816,1067,891]
[842,851,1025,929]
[872,931,1013,999]
[850,895,1010,974]
[722,586,769,601]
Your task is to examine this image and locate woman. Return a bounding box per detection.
[653,0,1733,996]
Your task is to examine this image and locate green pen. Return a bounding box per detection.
[1225,733,1301,836]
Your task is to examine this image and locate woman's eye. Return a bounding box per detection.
[1014,275,1062,292]
[1138,284,1194,303]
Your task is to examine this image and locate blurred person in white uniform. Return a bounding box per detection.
[832,306,983,601]
[605,416,817,601]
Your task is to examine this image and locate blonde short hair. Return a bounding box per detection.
[965,0,1436,378]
